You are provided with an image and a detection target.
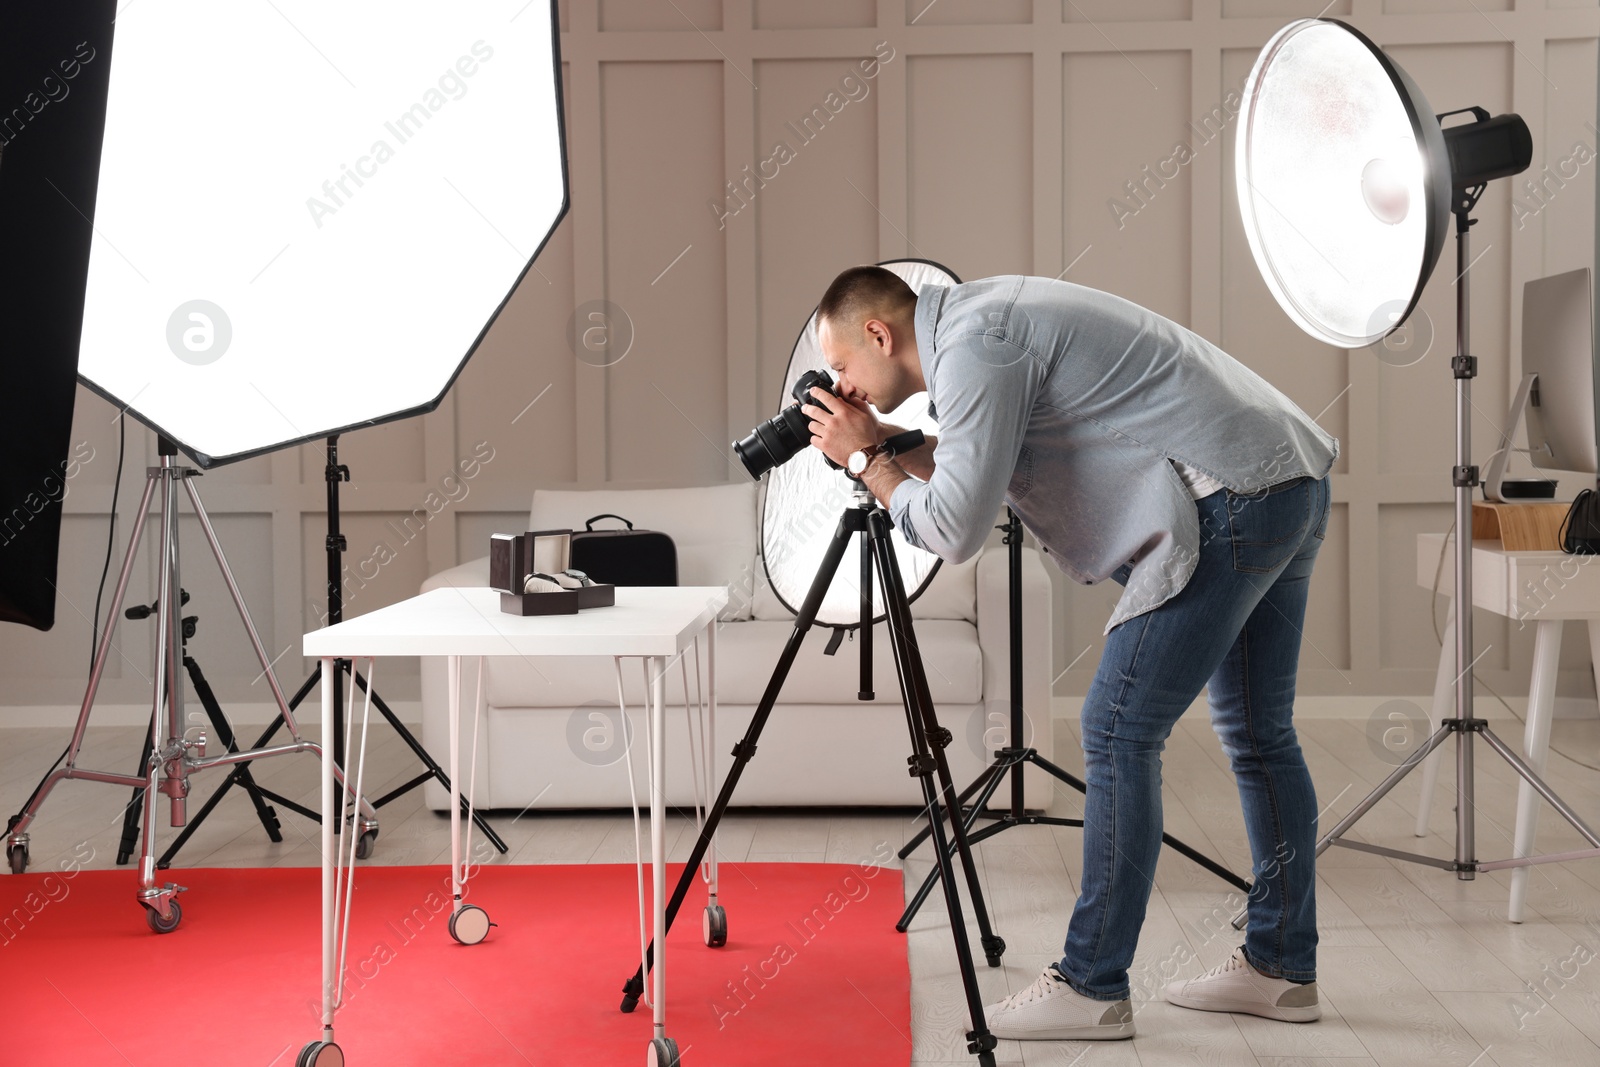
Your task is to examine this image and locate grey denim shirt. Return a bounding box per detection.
[887,276,1339,632]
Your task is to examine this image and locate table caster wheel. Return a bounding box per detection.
[702,903,726,947]
[648,1036,680,1067]
[355,827,378,860]
[448,904,493,945]
[297,1040,344,1067]
[6,843,27,875]
[144,899,182,934]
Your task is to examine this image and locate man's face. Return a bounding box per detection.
[817,314,908,413]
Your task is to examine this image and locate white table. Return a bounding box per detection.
[302,585,727,1062]
[1416,533,1600,920]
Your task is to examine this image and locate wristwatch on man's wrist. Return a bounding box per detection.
[846,441,890,478]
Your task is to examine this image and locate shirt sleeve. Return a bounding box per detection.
[889,336,1039,563]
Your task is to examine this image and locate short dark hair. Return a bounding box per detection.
[816,265,916,331]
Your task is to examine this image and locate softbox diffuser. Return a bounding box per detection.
[75,1,569,467]
[761,259,956,627]
[0,4,117,630]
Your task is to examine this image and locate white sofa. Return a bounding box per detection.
[419,482,1052,810]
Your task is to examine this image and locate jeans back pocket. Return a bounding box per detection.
[1226,478,1312,574]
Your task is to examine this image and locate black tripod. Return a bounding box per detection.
[895,509,1250,930]
[617,487,1002,1067]
[113,590,308,867]
[177,435,506,858]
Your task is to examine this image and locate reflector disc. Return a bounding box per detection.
[1237,18,1449,349]
[759,259,957,627]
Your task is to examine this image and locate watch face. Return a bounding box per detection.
[848,451,868,475]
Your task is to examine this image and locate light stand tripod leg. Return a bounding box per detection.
[897,753,1011,932]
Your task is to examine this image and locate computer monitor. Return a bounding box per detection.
[1484,267,1598,500]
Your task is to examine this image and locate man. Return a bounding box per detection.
[804,265,1336,1043]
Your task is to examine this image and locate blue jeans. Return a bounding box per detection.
[1058,474,1329,1000]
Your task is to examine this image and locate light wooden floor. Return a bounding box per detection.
[4,710,1600,1067]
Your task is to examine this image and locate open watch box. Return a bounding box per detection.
[489,530,616,616]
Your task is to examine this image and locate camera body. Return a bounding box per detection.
[733,369,843,479]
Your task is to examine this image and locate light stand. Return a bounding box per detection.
[615,486,1003,1067]
[4,437,376,930]
[1302,188,1600,888]
[895,510,1251,930]
[176,435,507,858]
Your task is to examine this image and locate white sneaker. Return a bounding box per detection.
[1164,948,1321,1022]
[984,965,1134,1041]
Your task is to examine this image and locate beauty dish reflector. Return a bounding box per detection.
[1236,18,1450,349]
[76,1,568,466]
[760,259,956,628]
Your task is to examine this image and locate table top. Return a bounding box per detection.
[1417,533,1600,621]
[303,586,730,658]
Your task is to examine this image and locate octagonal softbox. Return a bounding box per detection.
[75,2,568,466]
[761,259,957,627]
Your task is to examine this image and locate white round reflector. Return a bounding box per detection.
[1236,18,1449,349]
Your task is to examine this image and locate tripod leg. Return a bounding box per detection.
[870,513,1006,967]
[871,515,998,1062]
[190,656,282,839]
[898,757,1010,931]
[619,511,857,1012]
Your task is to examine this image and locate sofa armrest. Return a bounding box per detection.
[422,555,490,593]
[976,544,1055,806]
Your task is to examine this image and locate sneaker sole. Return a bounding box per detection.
[988,1020,1135,1041]
[1165,991,1320,1023]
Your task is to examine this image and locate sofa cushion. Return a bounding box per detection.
[530,484,757,620]
[481,617,981,707]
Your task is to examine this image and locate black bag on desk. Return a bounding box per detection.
[569,514,678,586]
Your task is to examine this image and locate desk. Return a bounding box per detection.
[1416,533,1600,921]
[302,585,728,1062]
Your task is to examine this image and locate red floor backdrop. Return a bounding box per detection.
[0,861,911,1066]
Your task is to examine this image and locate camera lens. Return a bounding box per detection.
[733,370,838,479]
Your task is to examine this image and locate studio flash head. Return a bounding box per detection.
[733,369,840,479]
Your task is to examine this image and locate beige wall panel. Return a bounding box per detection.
[600,0,721,32]
[752,58,883,417]
[1066,1,1191,21]
[1377,45,1513,479]
[1223,0,1350,15]
[913,0,1030,25]
[171,513,277,700]
[600,62,729,484]
[1384,0,1509,12]
[456,511,533,566]
[1219,49,1349,467]
[0,514,139,685]
[449,213,579,490]
[759,1,876,30]
[1539,40,1598,282]
[907,55,1033,279]
[56,387,121,490]
[1064,50,1193,327]
[1380,503,1510,673]
[1552,0,1600,10]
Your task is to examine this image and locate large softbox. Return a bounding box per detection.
[75,2,569,468]
[0,4,117,630]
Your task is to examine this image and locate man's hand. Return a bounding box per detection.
[804,387,880,468]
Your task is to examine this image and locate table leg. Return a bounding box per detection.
[1509,619,1563,922]
[449,655,462,912]
[707,624,718,905]
[319,656,336,1043]
[1416,611,1455,837]
[651,654,668,1042]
